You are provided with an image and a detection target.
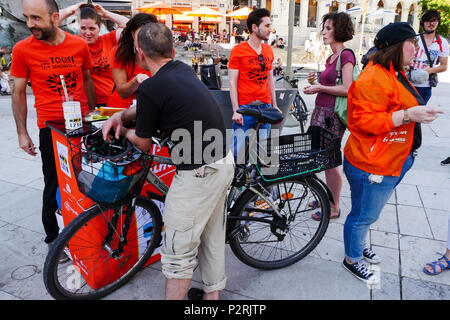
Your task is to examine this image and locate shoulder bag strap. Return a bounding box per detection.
[336,48,356,83]
[420,34,434,68]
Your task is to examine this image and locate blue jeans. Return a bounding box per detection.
[343,154,414,263]
[231,103,271,163]
[415,86,432,104]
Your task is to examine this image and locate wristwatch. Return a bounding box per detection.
[403,109,410,124]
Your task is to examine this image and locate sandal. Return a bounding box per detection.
[308,200,320,209]
[423,255,450,275]
[312,208,340,221]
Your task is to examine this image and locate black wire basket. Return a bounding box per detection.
[69,134,146,206]
[257,126,342,179]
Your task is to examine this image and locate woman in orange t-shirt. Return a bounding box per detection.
[106,13,157,109]
[59,3,129,106]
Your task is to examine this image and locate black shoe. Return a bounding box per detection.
[187,287,204,300]
[342,259,374,283]
[363,247,381,264]
[441,157,450,166]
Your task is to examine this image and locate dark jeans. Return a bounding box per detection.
[415,86,432,104]
[39,127,59,243]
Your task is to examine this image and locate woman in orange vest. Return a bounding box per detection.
[342,23,443,283]
[106,13,157,109]
[58,2,128,107]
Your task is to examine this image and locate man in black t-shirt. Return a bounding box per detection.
[219,55,228,70]
[102,23,234,301]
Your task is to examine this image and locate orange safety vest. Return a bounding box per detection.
[344,62,420,177]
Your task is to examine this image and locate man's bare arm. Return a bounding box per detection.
[11,77,37,156]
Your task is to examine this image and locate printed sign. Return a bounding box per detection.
[57,141,71,178]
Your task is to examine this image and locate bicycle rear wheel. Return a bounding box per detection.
[289,95,309,133]
[43,196,163,300]
[228,177,330,269]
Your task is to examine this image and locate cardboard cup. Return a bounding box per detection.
[63,101,82,131]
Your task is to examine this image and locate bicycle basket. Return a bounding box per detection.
[71,129,144,204]
[257,126,342,179]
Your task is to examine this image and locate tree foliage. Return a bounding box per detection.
[419,0,450,38]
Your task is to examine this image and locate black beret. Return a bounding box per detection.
[374,22,420,49]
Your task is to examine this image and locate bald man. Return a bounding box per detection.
[11,0,96,249]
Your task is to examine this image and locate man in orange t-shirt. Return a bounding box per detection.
[228,8,279,161]
[11,0,96,248]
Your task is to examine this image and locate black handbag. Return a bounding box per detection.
[420,34,438,87]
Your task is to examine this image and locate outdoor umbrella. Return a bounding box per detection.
[186,6,224,32]
[225,6,252,19]
[137,2,182,21]
[368,8,397,19]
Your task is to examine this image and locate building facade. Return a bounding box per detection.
[266,0,420,45]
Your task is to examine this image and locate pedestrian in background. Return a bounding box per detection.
[303,12,355,221]
[410,10,448,104]
[342,22,442,283]
[301,39,313,63]
[409,10,449,166]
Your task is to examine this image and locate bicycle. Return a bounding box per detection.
[43,108,340,299]
[276,67,310,133]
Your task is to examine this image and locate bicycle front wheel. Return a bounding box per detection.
[228,177,330,269]
[43,196,163,300]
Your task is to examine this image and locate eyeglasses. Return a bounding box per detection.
[258,54,265,72]
[407,37,419,47]
[424,19,439,24]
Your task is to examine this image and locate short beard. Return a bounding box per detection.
[30,23,56,41]
[255,29,269,41]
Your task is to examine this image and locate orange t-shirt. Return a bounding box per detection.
[228,41,274,106]
[86,30,117,105]
[106,47,151,109]
[11,32,92,129]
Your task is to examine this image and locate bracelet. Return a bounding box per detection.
[403,109,410,124]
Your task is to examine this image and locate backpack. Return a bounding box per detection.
[334,48,360,127]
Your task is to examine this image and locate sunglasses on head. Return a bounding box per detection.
[258,54,265,72]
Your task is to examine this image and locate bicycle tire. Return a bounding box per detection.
[43,196,163,300]
[228,177,330,269]
[296,95,308,133]
[289,94,309,133]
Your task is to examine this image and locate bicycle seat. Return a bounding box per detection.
[237,107,284,124]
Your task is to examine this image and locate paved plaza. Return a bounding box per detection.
[0,53,449,300]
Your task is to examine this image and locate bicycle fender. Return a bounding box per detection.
[310,176,335,205]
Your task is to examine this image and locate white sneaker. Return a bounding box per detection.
[363,247,381,264]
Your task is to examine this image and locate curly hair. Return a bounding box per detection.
[115,13,158,67]
[321,12,354,43]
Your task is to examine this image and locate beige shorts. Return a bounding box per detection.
[161,151,234,293]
